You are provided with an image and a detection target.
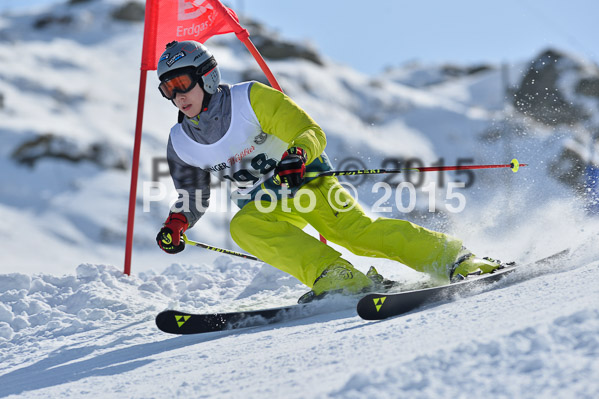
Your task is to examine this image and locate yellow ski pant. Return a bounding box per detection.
[230,177,463,287]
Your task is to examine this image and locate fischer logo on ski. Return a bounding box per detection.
[175,315,191,327]
[156,303,318,335]
[373,296,386,312]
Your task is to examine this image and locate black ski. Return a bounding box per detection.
[357,249,569,321]
[156,302,325,334]
[156,250,570,332]
[357,265,516,320]
[155,265,387,335]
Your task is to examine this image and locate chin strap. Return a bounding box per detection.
[200,91,212,113]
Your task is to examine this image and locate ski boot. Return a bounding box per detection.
[297,259,373,303]
[365,266,398,291]
[450,248,503,283]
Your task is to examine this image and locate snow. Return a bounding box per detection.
[1,254,598,398]
[1,1,599,398]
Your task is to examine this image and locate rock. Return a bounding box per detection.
[576,77,599,98]
[549,146,586,192]
[33,14,73,29]
[111,1,145,22]
[11,133,127,170]
[513,49,590,126]
[241,20,323,65]
[240,69,271,86]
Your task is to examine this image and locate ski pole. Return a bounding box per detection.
[303,158,525,179]
[187,159,525,260]
[182,234,262,262]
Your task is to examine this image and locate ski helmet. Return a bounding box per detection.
[157,40,220,95]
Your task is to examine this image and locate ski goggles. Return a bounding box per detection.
[158,72,198,100]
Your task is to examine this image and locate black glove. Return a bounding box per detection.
[156,213,188,254]
[274,147,307,187]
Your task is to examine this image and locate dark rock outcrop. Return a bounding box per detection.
[513,49,590,125]
[12,133,127,170]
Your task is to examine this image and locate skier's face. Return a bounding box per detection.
[173,83,204,118]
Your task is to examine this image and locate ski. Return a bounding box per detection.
[156,250,570,332]
[155,265,388,335]
[357,249,569,321]
[357,264,517,320]
[156,302,331,335]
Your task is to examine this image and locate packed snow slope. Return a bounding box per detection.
[1,1,599,398]
[0,242,598,398]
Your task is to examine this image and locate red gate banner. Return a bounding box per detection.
[141,0,246,71]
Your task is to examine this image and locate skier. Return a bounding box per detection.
[155,40,501,301]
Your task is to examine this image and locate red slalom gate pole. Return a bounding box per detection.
[123,69,148,276]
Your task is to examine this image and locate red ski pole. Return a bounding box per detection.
[303,159,526,179]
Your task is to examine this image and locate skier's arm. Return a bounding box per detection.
[166,138,211,228]
[249,82,326,164]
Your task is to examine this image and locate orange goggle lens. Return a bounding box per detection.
[158,74,197,100]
